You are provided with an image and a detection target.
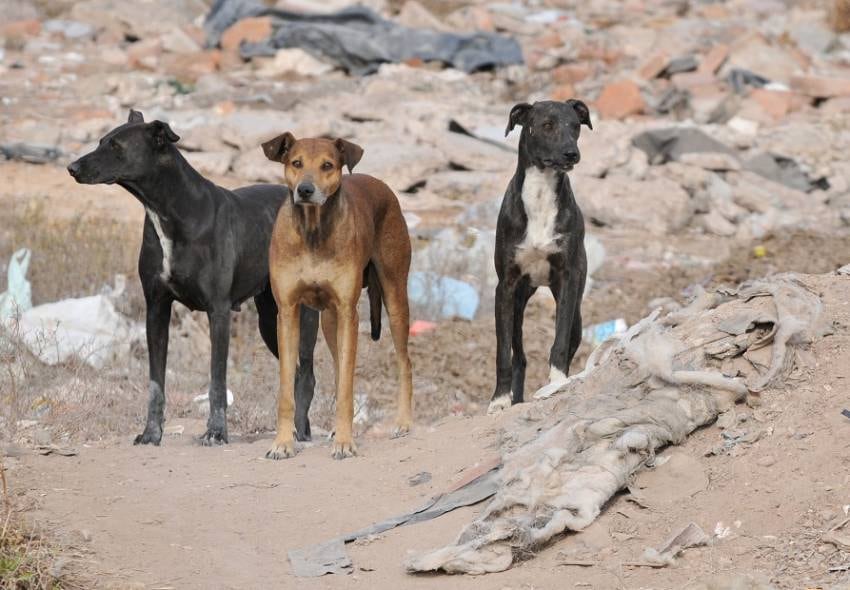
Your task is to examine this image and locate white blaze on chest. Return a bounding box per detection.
[146,208,173,282]
[516,167,560,286]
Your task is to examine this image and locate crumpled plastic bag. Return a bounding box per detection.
[0,248,33,322]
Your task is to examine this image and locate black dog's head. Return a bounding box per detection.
[505,99,592,172]
[67,110,180,185]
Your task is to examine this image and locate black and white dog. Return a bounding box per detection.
[68,111,320,445]
[489,99,592,413]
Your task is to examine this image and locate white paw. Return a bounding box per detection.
[534,368,570,400]
[487,395,512,415]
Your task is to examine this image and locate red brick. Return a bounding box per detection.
[535,31,563,51]
[791,74,850,98]
[698,44,729,74]
[127,38,163,70]
[637,51,669,80]
[0,19,42,38]
[595,80,645,119]
[749,88,795,119]
[552,63,591,84]
[551,83,576,101]
[163,50,221,81]
[221,16,272,53]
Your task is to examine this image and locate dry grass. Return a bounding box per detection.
[1,453,82,590]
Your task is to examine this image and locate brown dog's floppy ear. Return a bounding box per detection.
[566,99,592,130]
[505,102,532,136]
[150,120,180,147]
[128,109,144,124]
[262,132,296,162]
[335,138,363,173]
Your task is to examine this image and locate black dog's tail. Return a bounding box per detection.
[365,262,382,341]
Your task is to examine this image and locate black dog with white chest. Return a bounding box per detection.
[489,99,592,413]
[68,110,320,445]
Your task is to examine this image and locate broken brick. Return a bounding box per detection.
[638,51,670,80]
[220,16,273,54]
[698,44,729,74]
[595,80,646,119]
[791,74,850,98]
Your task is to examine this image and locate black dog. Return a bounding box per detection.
[489,99,592,413]
[68,110,320,445]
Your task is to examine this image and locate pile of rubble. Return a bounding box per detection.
[2,0,850,317]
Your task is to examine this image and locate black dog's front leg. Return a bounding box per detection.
[489,278,517,413]
[135,296,172,445]
[202,308,231,445]
[549,272,581,382]
[294,305,319,441]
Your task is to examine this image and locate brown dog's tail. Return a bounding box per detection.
[366,262,382,341]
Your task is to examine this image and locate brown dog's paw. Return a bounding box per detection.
[331,440,357,460]
[265,439,297,460]
[391,423,411,439]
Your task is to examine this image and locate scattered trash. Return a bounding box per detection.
[753,245,767,258]
[642,522,710,567]
[36,445,77,457]
[714,521,732,539]
[207,3,524,75]
[407,275,824,574]
[0,248,32,322]
[290,458,500,576]
[632,127,737,166]
[0,143,62,164]
[582,318,627,348]
[193,389,235,407]
[408,271,479,321]
[842,409,850,419]
[408,471,432,487]
[727,68,771,93]
[288,538,353,577]
[744,152,829,193]
[822,517,850,549]
[409,320,437,336]
[838,265,850,276]
[17,277,143,369]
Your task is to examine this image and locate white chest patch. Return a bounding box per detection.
[146,208,173,282]
[515,167,560,286]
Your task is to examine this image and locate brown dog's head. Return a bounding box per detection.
[262,133,364,206]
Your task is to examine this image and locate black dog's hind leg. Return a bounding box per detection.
[489,277,519,412]
[294,305,319,441]
[510,279,535,405]
[254,284,278,358]
[202,307,231,445]
[135,295,172,445]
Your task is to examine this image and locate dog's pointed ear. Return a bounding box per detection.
[149,121,180,147]
[566,99,592,130]
[262,132,296,163]
[128,109,144,124]
[335,138,363,173]
[505,102,532,136]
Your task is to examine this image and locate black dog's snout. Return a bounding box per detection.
[297,183,315,200]
[67,161,81,177]
[564,150,580,164]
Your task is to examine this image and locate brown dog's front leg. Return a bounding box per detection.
[332,303,358,460]
[266,302,300,460]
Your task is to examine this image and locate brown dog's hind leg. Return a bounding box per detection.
[332,301,358,460]
[266,302,300,460]
[383,279,413,438]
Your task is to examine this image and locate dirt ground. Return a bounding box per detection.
[2,273,849,589]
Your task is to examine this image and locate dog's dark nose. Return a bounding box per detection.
[564,150,580,164]
[67,161,81,177]
[297,183,315,200]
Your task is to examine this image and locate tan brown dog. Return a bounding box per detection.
[261,133,413,460]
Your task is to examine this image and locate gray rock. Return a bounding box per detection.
[231,150,282,183]
[184,151,234,177]
[44,20,96,40]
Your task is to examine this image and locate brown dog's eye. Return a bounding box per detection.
[321,161,333,171]
[291,160,302,169]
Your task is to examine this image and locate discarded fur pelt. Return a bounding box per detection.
[406,274,827,575]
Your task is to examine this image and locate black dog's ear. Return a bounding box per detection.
[505,102,532,136]
[262,132,296,162]
[128,109,144,124]
[149,121,180,147]
[335,138,363,173]
[566,99,592,130]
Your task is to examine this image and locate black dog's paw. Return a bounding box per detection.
[133,424,163,446]
[200,427,229,446]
